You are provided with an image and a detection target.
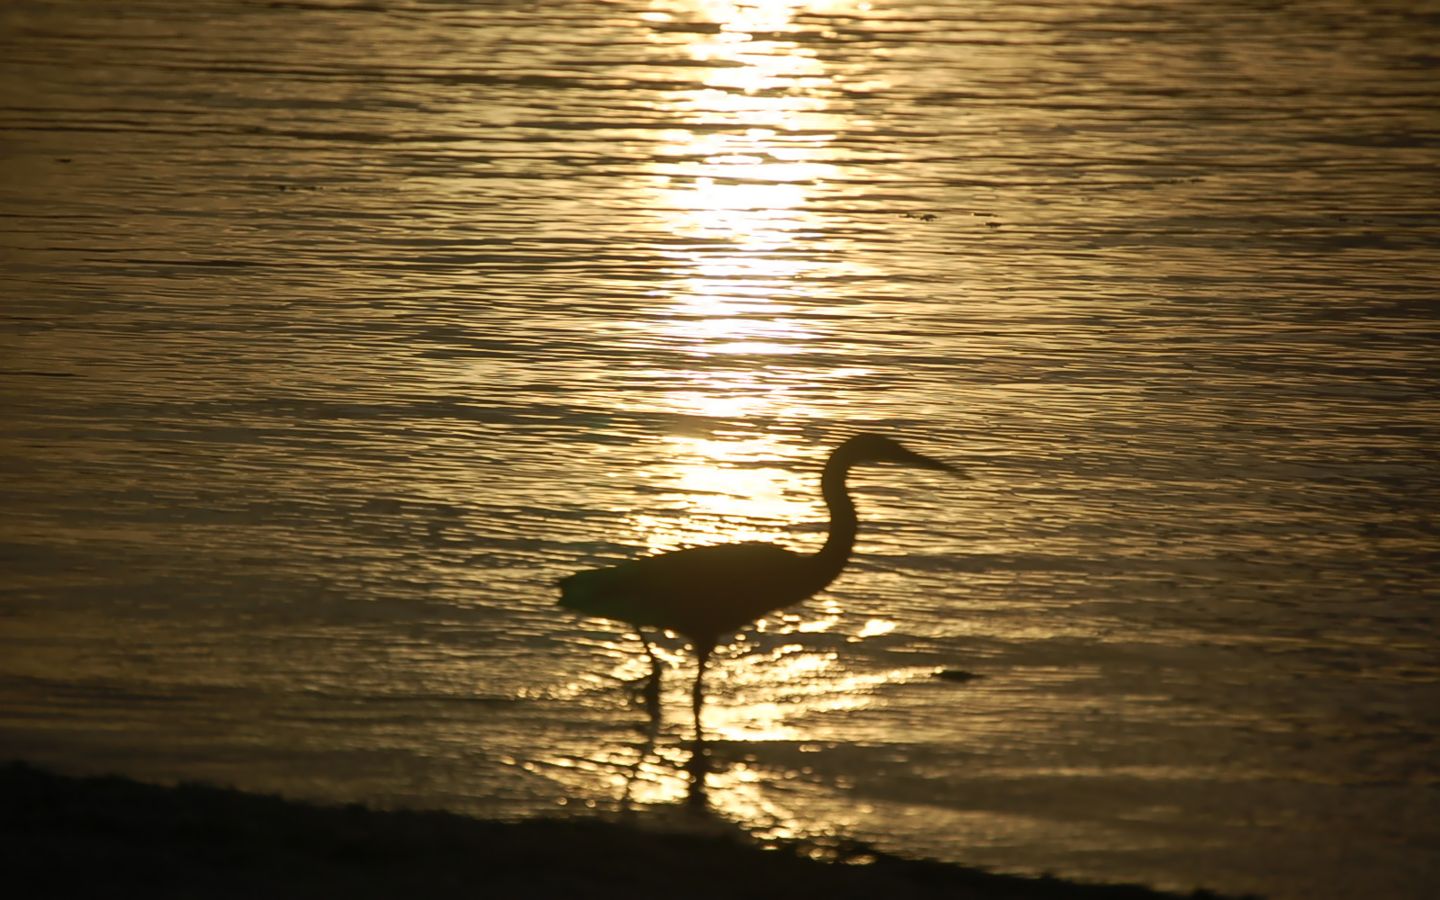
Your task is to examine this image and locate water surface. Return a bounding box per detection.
[2,2,1439,898]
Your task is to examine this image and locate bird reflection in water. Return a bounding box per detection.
[615,665,713,813]
[560,433,958,800]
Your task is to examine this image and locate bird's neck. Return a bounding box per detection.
[813,456,858,583]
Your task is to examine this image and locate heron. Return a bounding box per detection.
[557,433,956,741]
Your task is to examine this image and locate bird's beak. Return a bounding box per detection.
[899,447,962,475]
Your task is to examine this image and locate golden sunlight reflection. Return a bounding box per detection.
[703,763,866,845]
[638,0,875,368]
[706,646,911,743]
[855,618,895,639]
[574,1,907,812]
[622,0,879,540]
[623,433,809,553]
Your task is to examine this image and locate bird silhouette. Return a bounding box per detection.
[558,433,957,741]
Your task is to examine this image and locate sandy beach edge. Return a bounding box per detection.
[0,761,1252,899]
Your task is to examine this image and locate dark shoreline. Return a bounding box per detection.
[0,761,1248,899]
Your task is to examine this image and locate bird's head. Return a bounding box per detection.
[838,433,958,474]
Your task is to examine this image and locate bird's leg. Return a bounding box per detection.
[691,638,715,743]
[686,638,716,807]
[637,630,661,717]
[684,740,710,810]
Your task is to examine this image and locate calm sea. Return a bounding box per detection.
[2,1,1437,897]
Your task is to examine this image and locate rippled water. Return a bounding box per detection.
[2,1,1438,897]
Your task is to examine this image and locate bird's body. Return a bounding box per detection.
[560,541,829,640]
[558,433,954,739]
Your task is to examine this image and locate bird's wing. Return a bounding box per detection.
[558,542,814,638]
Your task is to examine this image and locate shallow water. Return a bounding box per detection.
[2,1,1439,897]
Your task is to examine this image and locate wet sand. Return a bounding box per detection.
[1,761,1241,899]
